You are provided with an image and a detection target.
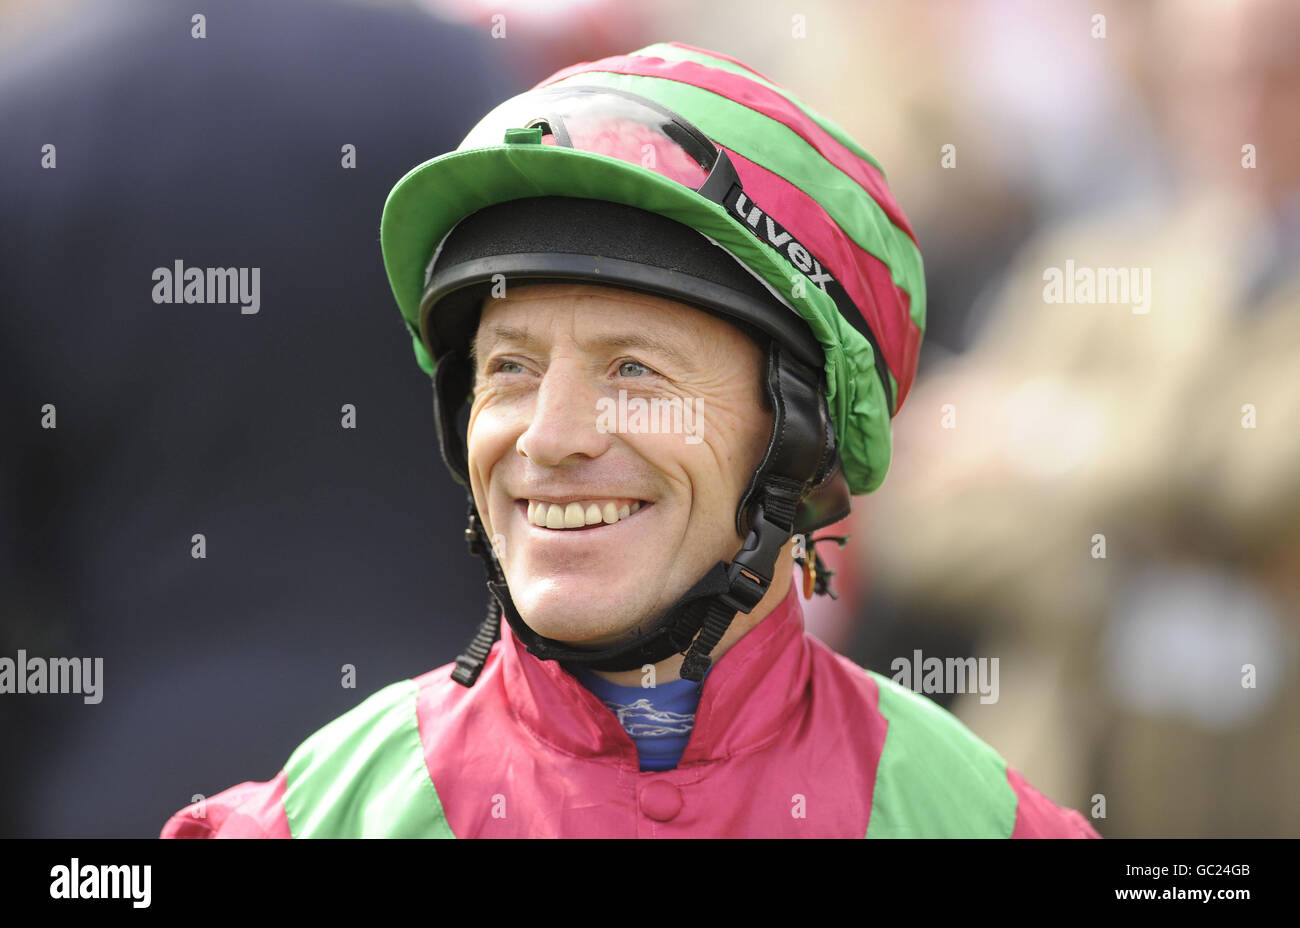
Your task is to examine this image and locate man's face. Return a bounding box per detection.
[465,282,772,646]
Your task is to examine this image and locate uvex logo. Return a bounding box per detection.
[730,190,833,291]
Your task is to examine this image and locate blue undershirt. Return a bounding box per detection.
[566,664,713,771]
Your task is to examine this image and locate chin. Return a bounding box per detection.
[509,579,653,646]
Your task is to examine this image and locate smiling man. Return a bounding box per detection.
[161,43,1099,838]
[468,282,777,664]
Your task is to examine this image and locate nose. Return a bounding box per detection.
[515,361,614,467]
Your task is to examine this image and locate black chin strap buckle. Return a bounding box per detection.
[720,499,792,614]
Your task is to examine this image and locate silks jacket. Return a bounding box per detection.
[160,583,1101,838]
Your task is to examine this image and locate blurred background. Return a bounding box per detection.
[1,0,1296,837]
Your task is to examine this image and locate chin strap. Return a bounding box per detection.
[446,341,837,687]
[678,475,802,681]
[449,505,504,687]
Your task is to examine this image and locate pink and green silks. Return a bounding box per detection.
[161,584,1099,839]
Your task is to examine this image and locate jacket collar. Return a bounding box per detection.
[500,579,810,765]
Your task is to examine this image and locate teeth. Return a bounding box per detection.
[525,499,647,530]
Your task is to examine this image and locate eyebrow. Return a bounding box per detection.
[471,324,532,366]
[472,324,694,371]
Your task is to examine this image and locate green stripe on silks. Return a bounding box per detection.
[633,42,888,176]
[865,671,1018,838]
[547,70,925,316]
[282,679,455,838]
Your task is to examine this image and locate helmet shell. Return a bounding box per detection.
[381,42,925,494]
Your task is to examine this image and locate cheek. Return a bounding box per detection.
[706,406,773,535]
[466,403,516,501]
[710,404,773,486]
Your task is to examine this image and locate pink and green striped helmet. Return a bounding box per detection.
[381,42,925,495]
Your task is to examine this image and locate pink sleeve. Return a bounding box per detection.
[160,771,293,839]
[1007,766,1102,838]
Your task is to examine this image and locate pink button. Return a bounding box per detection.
[639,780,684,822]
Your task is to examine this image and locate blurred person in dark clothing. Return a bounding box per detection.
[0,0,513,837]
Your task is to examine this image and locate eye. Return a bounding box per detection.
[490,358,525,375]
[616,359,654,377]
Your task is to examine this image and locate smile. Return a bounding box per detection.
[518,498,651,531]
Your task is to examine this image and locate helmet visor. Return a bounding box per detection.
[460,85,720,189]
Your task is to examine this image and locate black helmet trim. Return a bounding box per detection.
[419,196,824,371]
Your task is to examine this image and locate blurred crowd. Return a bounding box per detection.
[2,0,1296,837]
[842,0,1300,837]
